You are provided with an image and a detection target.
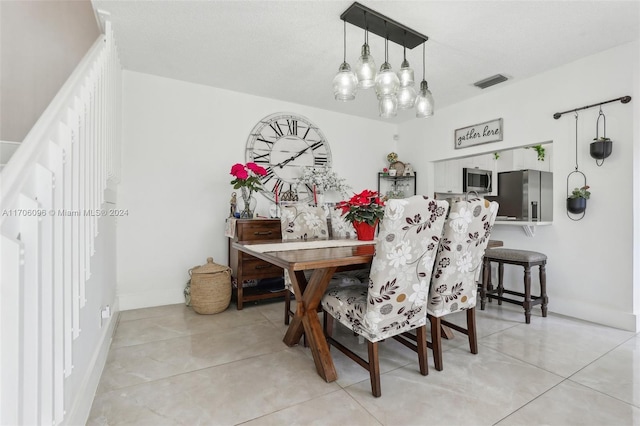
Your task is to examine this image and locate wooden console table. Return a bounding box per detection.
[227,219,287,309]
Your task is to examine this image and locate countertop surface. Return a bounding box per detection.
[494,219,552,226]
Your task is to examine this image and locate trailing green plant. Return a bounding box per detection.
[525,144,546,161]
[569,185,591,200]
[493,152,500,160]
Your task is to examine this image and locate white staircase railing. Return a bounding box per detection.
[0,21,121,425]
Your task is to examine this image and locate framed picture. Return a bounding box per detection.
[455,118,503,149]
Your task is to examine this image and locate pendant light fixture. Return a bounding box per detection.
[355,15,376,89]
[415,42,434,118]
[397,42,417,110]
[332,19,358,101]
[336,2,431,119]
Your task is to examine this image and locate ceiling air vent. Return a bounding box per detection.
[474,74,508,89]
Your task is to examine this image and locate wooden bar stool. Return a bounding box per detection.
[481,248,548,324]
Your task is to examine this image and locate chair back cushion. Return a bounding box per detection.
[323,196,448,341]
[280,204,328,240]
[427,198,499,317]
[329,207,357,239]
[280,204,329,291]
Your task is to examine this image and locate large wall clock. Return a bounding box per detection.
[246,112,332,202]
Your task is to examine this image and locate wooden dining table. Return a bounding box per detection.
[232,239,375,382]
[231,238,503,383]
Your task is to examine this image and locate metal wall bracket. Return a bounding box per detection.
[522,225,536,237]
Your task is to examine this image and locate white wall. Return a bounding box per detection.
[0,0,100,141]
[118,71,396,309]
[399,41,639,331]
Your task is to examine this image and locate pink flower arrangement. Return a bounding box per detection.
[336,189,385,225]
[230,162,267,192]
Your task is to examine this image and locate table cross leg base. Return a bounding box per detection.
[283,266,338,382]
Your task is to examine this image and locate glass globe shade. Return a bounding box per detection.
[356,43,377,89]
[415,80,434,118]
[397,59,415,87]
[332,62,358,101]
[397,85,417,110]
[378,95,398,118]
[375,62,399,99]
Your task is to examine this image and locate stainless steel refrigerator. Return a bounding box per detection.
[488,170,553,221]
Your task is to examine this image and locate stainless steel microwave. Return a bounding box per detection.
[463,168,492,193]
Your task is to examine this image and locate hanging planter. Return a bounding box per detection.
[566,197,586,214]
[590,138,612,160]
[567,185,590,214]
[590,108,612,166]
[566,112,588,221]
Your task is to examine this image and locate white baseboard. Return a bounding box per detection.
[64,299,120,426]
[550,298,637,332]
[118,288,184,311]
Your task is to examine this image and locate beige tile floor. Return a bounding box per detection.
[88,300,640,425]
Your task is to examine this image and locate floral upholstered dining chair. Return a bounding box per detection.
[328,206,357,239]
[427,197,499,371]
[280,204,330,326]
[321,195,449,397]
[280,204,365,327]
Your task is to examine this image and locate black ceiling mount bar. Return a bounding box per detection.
[553,96,632,119]
[340,2,428,49]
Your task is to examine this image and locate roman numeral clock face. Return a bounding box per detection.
[246,113,332,202]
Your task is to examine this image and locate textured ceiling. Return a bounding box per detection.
[91,0,640,123]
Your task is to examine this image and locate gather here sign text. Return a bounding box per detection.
[454,118,503,149]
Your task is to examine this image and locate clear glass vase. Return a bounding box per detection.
[240,187,257,219]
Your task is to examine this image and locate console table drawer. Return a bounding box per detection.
[236,221,281,241]
[240,257,283,279]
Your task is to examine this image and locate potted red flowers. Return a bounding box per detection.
[336,189,385,240]
[230,162,267,218]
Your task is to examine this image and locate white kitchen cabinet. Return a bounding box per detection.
[498,145,552,172]
[434,161,447,193]
[496,149,515,172]
[434,159,462,193]
[448,159,462,193]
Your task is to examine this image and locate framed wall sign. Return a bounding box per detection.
[454,118,503,149]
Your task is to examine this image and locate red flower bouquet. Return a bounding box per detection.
[230,162,267,192]
[230,162,268,218]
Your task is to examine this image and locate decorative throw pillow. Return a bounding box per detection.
[329,207,356,239]
[280,204,328,240]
